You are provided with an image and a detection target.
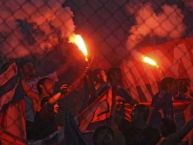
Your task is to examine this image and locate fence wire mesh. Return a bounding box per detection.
[0,0,193,144]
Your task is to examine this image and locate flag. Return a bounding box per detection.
[0,63,27,145]
[121,37,193,102]
[78,88,113,132]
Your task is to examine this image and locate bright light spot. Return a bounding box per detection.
[143,56,159,68]
[69,34,88,61]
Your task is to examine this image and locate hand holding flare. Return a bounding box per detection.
[48,53,93,105]
[48,34,92,104]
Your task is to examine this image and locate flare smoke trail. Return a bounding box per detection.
[0,0,75,58]
[127,3,185,50]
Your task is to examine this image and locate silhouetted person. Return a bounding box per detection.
[83,68,109,107]
[32,77,61,140]
[148,77,177,131]
[107,67,138,124]
[119,104,160,145]
[175,79,192,101]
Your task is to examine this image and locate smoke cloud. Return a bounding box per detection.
[127,3,185,50]
[0,0,75,59]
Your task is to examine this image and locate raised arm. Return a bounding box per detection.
[47,61,92,105]
[65,59,92,96]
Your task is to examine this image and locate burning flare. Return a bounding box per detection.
[69,34,88,61]
[143,56,159,68]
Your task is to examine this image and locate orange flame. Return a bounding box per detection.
[143,56,159,68]
[69,34,88,61]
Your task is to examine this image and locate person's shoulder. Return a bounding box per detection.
[153,91,169,100]
[151,92,160,104]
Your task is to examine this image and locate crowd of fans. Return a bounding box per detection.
[2,59,192,145]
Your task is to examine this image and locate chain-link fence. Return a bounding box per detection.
[0,0,193,144]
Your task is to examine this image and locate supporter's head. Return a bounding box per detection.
[91,68,107,84]
[161,118,176,137]
[20,61,37,80]
[107,67,122,87]
[37,77,55,96]
[131,104,149,123]
[178,79,190,94]
[177,79,193,98]
[160,77,177,95]
[93,126,114,145]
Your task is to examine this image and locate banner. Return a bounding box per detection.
[0,63,26,145]
[122,37,193,102]
[78,88,112,132]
